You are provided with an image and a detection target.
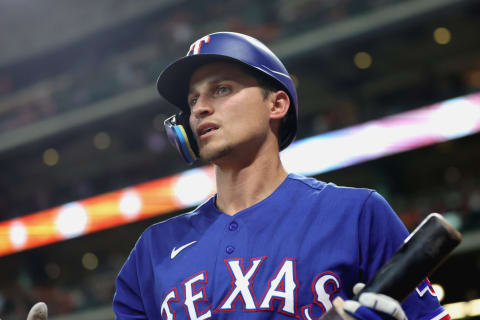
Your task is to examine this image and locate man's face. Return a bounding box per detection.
[188,62,272,163]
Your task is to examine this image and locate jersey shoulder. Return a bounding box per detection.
[135,196,215,251]
[287,172,376,205]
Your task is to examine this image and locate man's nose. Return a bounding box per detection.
[191,97,213,118]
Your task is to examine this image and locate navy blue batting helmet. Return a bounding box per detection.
[157,32,298,164]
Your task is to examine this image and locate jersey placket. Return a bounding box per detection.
[211,214,251,316]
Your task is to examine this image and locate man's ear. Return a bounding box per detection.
[269,90,290,120]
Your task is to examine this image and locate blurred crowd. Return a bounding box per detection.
[0,252,122,319]
[395,172,480,232]
[0,0,400,135]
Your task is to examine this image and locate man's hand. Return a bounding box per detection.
[26,302,48,320]
[342,283,407,320]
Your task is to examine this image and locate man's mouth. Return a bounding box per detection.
[197,123,219,138]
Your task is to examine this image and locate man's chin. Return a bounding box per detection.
[200,146,232,163]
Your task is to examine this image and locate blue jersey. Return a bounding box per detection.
[114,173,449,320]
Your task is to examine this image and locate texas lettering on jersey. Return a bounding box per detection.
[161,257,341,320]
[160,257,438,320]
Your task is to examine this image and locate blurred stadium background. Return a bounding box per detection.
[1,0,480,319]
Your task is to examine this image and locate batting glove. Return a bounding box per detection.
[343,283,407,320]
[27,302,48,320]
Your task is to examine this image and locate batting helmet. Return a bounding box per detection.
[157,31,298,164]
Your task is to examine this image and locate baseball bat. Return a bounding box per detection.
[321,213,462,320]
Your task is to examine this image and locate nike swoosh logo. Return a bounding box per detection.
[171,241,197,259]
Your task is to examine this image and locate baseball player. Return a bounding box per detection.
[113,32,450,320]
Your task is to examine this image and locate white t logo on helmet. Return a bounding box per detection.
[188,35,211,55]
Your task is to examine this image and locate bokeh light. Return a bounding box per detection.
[432,283,445,302]
[433,27,451,45]
[354,52,372,69]
[93,132,111,150]
[82,252,99,270]
[43,148,59,166]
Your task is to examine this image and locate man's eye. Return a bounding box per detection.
[215,86,230,96]
[189,96,198,107]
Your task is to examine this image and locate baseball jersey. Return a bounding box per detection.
[113,173,449,320]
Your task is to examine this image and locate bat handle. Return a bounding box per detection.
[355,213,461,302]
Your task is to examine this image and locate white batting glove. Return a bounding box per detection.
[26,302,48,320]
[343,283,407,320]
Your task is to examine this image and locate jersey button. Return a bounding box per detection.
[226,245,235,254]
[228,222,238,231]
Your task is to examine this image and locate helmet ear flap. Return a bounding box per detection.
[164,112,199,164]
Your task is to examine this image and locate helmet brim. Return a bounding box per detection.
[156,54,246,112]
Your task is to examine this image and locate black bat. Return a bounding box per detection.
[322,213,462,320]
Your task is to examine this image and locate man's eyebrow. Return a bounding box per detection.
[188,76,231,96]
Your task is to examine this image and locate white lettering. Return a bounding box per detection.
[313,272,341,312]
[301,305,315,320]
[259,258,298,315]
[416,279,437,298]
[183,272,212,320]
[161,288,178,320]
[217,258,264,311]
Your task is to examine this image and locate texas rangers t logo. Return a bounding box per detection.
[188,36,211,55]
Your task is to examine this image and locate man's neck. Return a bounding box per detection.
[213,151,288,216]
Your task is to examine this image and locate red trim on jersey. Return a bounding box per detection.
[438,313,451,320]
[431,309,451,320]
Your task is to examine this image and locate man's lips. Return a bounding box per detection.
[196,122,219,138]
